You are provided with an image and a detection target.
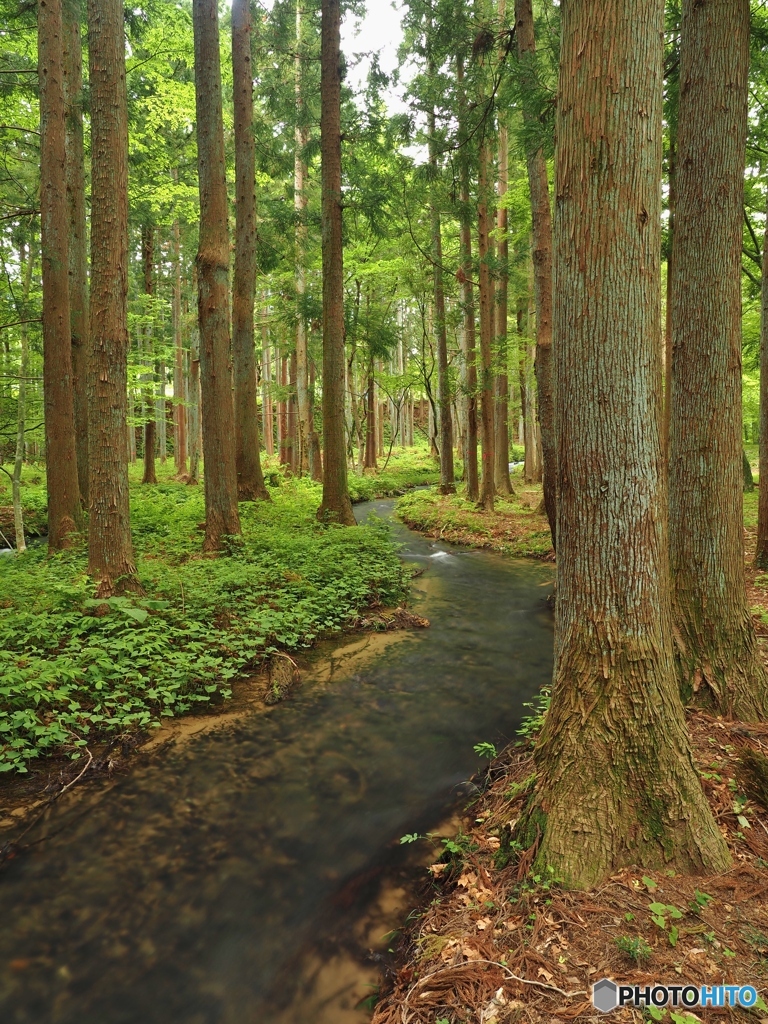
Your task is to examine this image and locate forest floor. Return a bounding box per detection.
[395,477,554,560]
[0,447,438,809]
[371,484,768,1024]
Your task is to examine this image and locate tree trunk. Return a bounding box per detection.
[477,137,495,510]
[232,0,269,501]
[188,332,201,485]
[261,321,275,457]
[428,99,455,495]
[141,225,157,486]
[62,0,89,507]
[757,216,768,567]
[317,0,354,525]
[39,0,82,550]
[457,56,479,502]
[192,0,242,549]
[87,0,139,594]
[288,349,298,473]
[172,218,187,476]
[515,0,555,544]
[524,0,730,888]
[494,3,512,496]
[295,1,311,476]
[669,0,768,718]
[364,371,377,469]
[12,238,34,554]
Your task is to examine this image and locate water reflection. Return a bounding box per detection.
[0,498,553,1024]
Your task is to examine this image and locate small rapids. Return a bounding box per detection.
[0,498,553,1024]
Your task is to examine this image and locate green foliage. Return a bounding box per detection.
[615,935,652,964]
[473,741,497,760]
[516,686,551,742]
[0,475,410,772]
[346,445,439,501]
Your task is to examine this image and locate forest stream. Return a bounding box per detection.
[0,498,554,1024]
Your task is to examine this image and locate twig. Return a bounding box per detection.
[59,748,93,794]
[400,958,587,1022]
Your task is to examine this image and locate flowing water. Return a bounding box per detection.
[0,498,554,1024]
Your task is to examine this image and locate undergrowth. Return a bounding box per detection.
[0,474,412,774]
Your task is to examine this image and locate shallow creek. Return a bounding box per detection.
[0,498,554,1024]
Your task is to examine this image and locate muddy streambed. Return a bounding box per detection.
[0,498,554,1024]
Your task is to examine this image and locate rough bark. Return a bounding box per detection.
[188,332,201,485]
[515,0,555,544]
[192,0,242,548]
[39,0,82,550]
[295,1,311,476]
[525,0,730,888]
[141,225,157,486]
[62,0,89,506]
[494,3,512,496]
[87,0,139,594]
[669,0,768,718]
[457,56,479,502]
[172,218,187,476]
[12,239,33,554]
[317,0,355,525]
[477,137,495,510]
[428,103,455,494]
[756,215,768,567]
[232,0,268,501]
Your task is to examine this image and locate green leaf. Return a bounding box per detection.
[122,607,149,623]
[668,925,679,946]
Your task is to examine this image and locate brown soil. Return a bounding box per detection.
[371,511,768,1024]
[371,713,768,1024]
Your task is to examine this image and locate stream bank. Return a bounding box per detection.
[0,497,554,1023]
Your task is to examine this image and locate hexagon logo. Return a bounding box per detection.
[592,978,618,1014]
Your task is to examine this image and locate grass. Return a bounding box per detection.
[0,448,441,774]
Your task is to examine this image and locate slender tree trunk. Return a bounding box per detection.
[669,0,768,718]
[317,0,354,525]
[39,0,81,550]
[364,370,377,469]
[188,332,201,485]
[87,0,139,594]
[288,349,298,473]
[12,238,34,554]
[494,4,512,496]
[515,0,555,543]
[457,56,479,502]
[309,356,323,481]
[295,1,311,476]
[192,0,242,548]
[428,100,455,494]
[279,353,289,465]
[756,216,768,568]
[477,137,495,510]
[232,0,269,501]
[141,225,157,486]
[522,0,730,889]
[172,218,187,476]
[262,321,274,457]
[62,0,89,507]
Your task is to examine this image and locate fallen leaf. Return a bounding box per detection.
[538,967,554,983]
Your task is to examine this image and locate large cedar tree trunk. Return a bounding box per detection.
[295,2,311,476]
[87,0,139,594]
[192,0,242,548]
[317,0,355,525]
[232,0,269,501]
[477,137,495,510]
[62,0,89,507]
[457,56,479,502]
[756,215,768,568]
[524,0,730,888]
[515,0,555,545]
[494,0,512,496]
[428,103,455,495]
[669,0,768,719]
[39,0,82,550]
